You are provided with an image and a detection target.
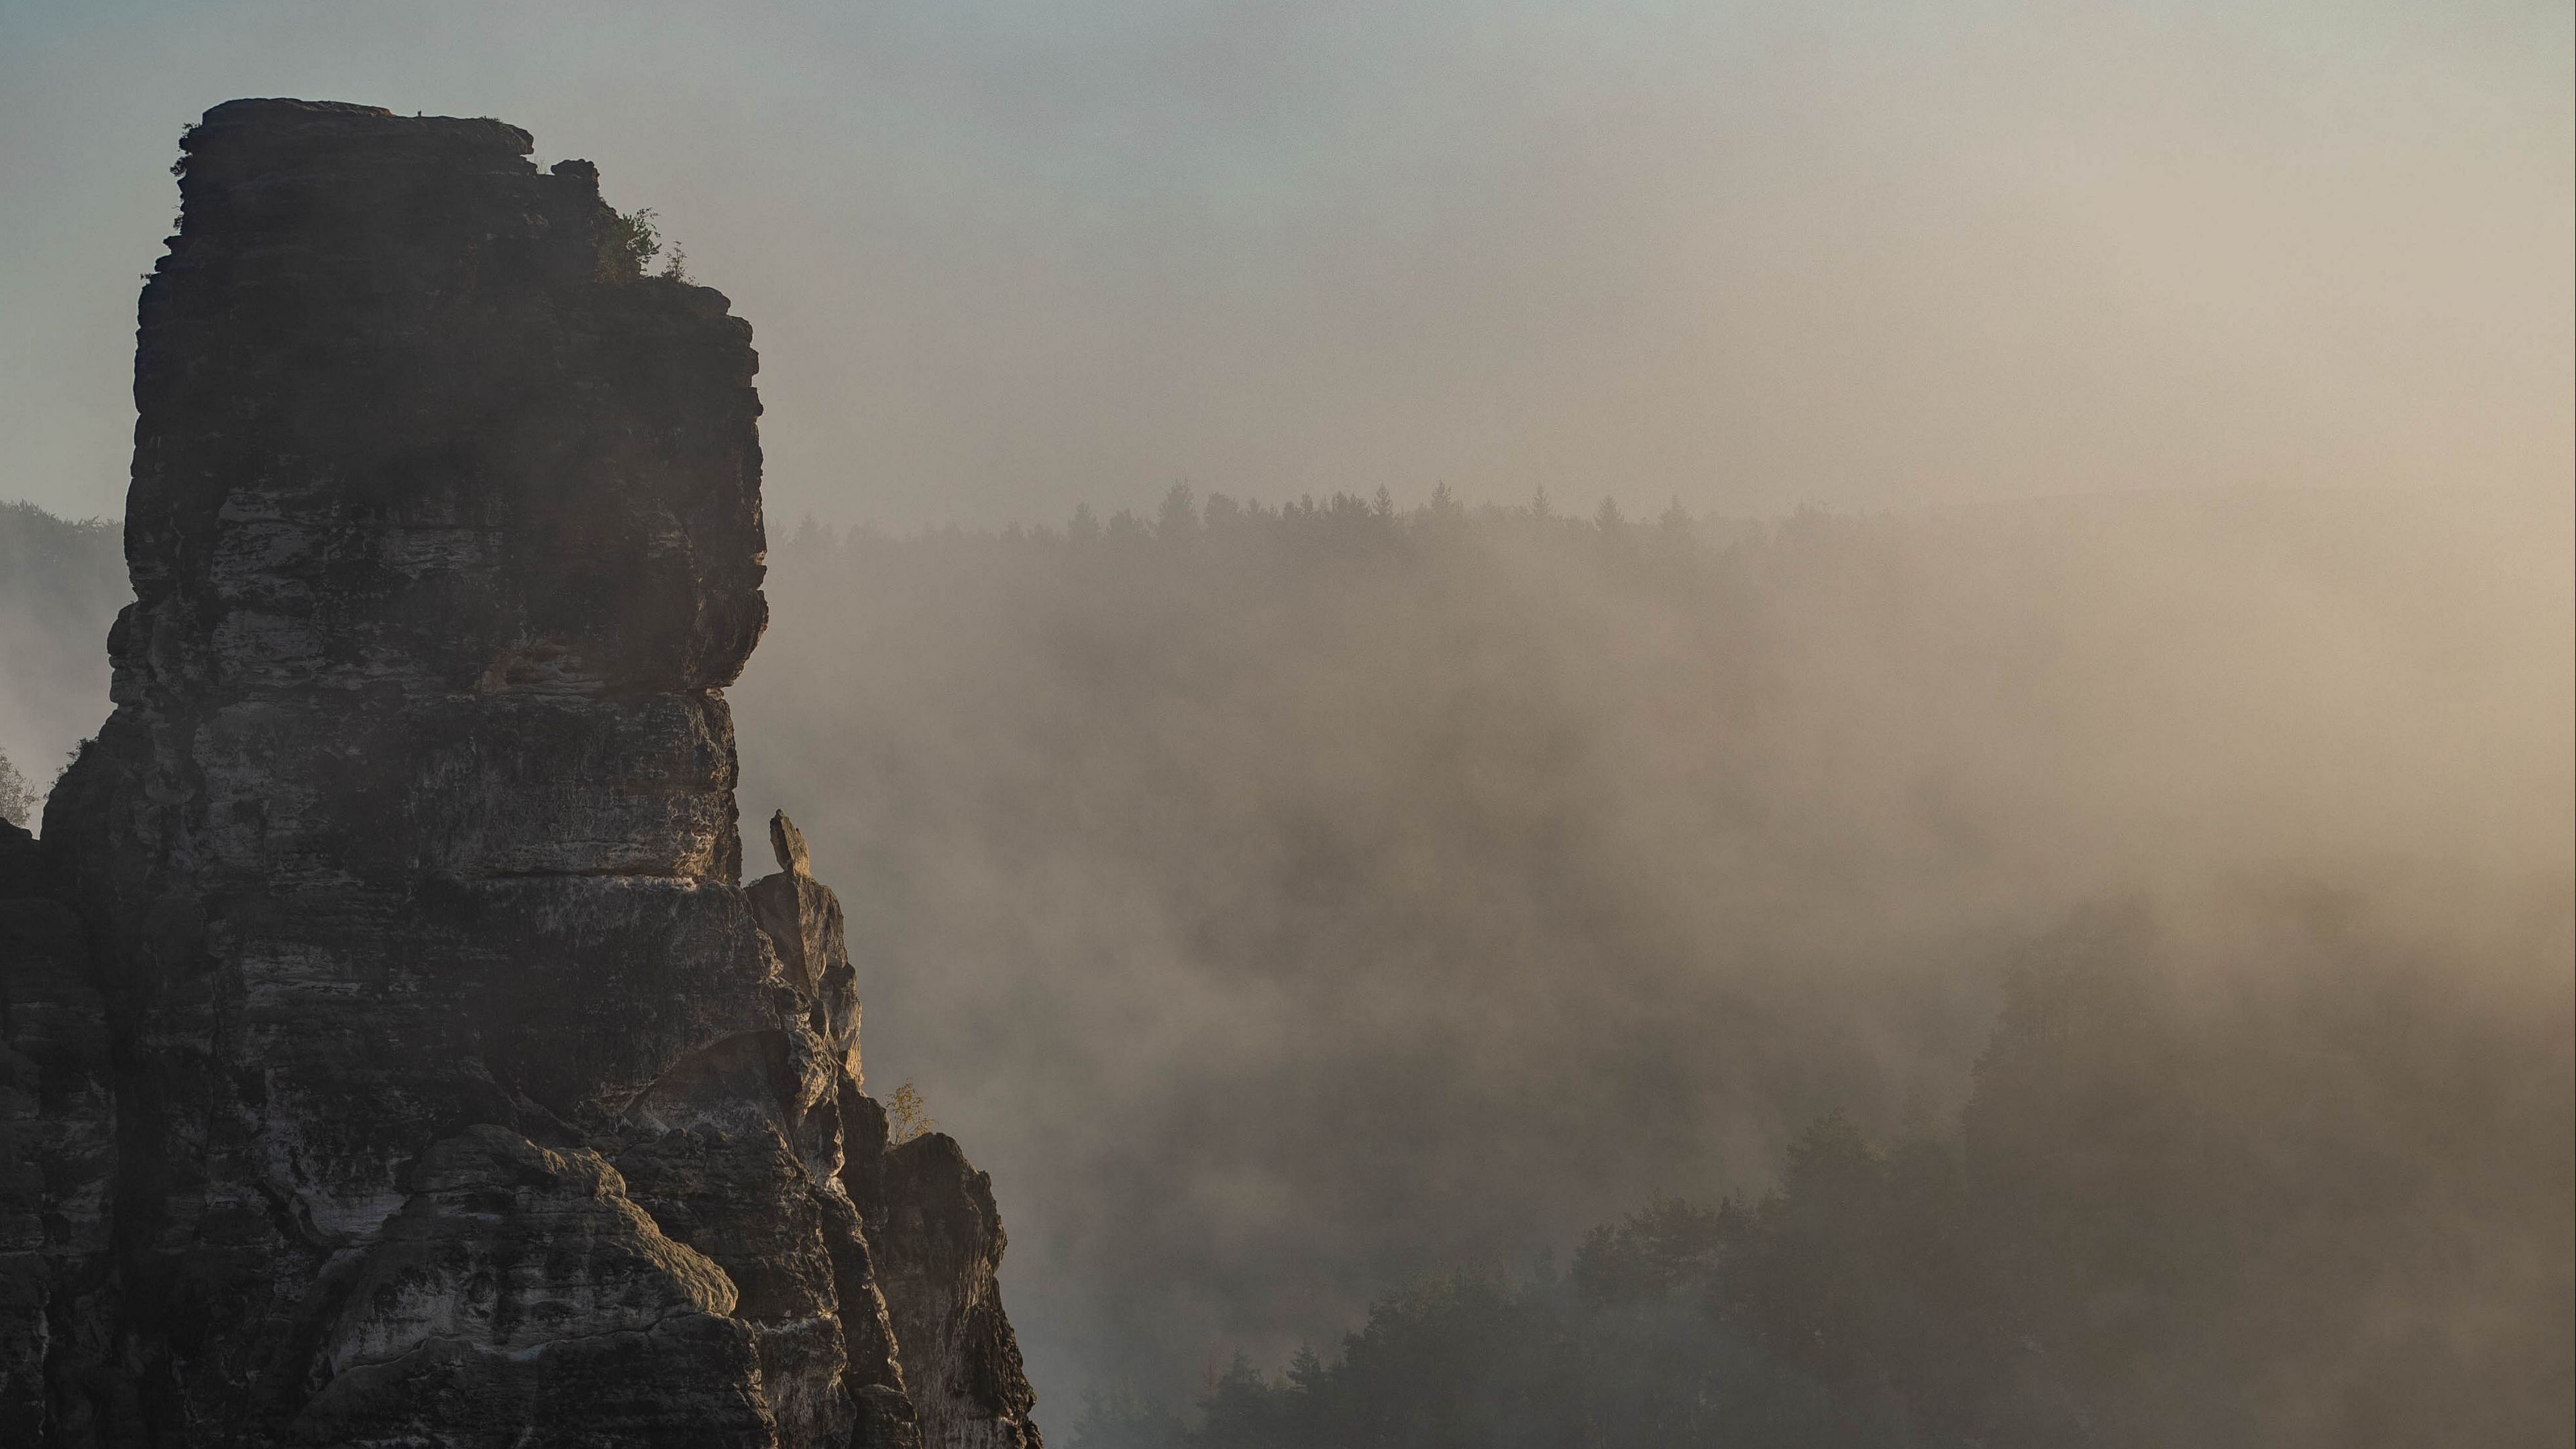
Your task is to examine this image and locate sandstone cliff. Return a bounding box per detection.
[0,98,1040,1449]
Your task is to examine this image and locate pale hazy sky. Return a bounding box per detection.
[1,0,2568,529]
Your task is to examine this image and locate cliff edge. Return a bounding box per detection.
[0,99,1038,1449]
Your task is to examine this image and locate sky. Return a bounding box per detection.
[0,0,2568,531]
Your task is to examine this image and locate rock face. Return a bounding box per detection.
[0,821,119,1443]
[845,1103,1041,1449]
[0,99,1040,1448]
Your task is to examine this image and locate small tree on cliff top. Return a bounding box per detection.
[885,1081,936,1144]
[598,207,662,281]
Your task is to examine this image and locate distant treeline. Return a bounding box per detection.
[1066,902,2574,1449]
[0,502,122,825]
[781,482,1776,584]
[804,480,1729,544]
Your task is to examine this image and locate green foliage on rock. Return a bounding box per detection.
[598,206,663,281]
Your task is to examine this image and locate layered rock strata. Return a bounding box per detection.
[1,99,1040,1448]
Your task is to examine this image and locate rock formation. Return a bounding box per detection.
[0,99,1040,1449]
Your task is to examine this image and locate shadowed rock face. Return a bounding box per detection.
[1,99,1040,1448]
[844,1098,1042,1449]
[0,820,118,1444]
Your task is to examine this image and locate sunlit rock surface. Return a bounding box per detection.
[1,98,1038,1448]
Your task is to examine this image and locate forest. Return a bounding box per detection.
[3,482,2569,1445]
[733,483,2569,1445]
[1067,902,2571,1448]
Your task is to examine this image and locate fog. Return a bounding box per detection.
[720,482,2572,1421]
[1,2,2569,1440]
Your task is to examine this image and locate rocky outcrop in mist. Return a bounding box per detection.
[0,99,1038,1449]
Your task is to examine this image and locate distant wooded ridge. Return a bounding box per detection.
[1061,898,2573,1449]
